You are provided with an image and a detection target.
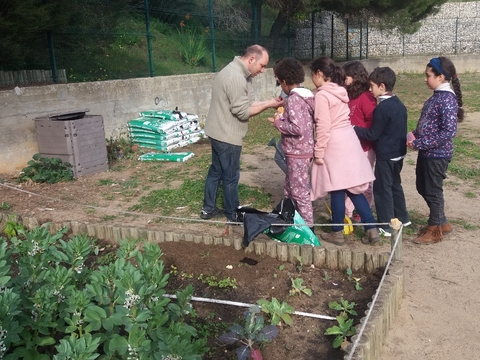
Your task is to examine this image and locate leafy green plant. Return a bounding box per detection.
[289,278,312,297]
[197,274,237,289]
[18,154,74,184]
[324,313,356,349]
[106,135,135,164]
[257,298,294,326]
[2,216,24,239]
[328,297,358,317]
[176,14,208,67]
[1,201,11,210]
[0,227,208,359]
[295,255,304,273]
[346,268,363,291]
[218,306,278,360]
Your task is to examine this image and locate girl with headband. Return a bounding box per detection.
[407,56,464,244]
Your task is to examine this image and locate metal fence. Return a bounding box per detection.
[1,1,479,89]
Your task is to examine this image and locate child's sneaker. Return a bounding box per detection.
[378,228,391,237]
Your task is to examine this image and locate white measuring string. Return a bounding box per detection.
[0,182,389,228]
[345,226,403,360]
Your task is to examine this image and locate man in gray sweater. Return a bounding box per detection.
[201,45,284,222]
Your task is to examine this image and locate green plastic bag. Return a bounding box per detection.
[266,211,320,246]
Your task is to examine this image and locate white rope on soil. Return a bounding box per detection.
[0,182,389,228]
[345,226,403,360]
[163,294,336,320]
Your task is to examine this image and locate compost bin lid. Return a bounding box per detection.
[34,109,90,121]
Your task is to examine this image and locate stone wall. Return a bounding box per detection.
[293,1,480,59]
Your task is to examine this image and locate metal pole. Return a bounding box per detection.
[287,22,291,56]
[143,0,154,77]
[209,0,216,72]
[47,31,58,84]
[331,14,334,58]
[346,18,349,61]
[402,34,405,57]
[359,21,363,60]
[366,20,369,59]
[311,12,315,59]
[455,17,458,55]
[253,0,258,44]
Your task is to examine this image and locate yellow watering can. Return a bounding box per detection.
[324,202,354,235]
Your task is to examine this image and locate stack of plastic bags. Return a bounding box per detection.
[127,109,204,152]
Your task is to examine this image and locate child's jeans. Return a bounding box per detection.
[331,190,376,232]
[416,156,450,226]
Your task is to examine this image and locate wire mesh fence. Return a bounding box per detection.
[1,1,479,89]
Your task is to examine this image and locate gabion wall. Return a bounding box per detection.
[293,1,480,59]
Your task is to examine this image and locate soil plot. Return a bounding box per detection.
[158,240,382,360]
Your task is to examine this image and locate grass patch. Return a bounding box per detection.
[130,178,271,215]
[464,192,476,198]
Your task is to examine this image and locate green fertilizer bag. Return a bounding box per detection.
[267,211,320,246]
[138,152,195,162]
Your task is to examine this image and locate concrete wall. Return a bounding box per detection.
[1,54,479,175]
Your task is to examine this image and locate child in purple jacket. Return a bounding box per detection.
[268,58,315,227]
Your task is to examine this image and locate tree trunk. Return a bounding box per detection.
[268,10,287,40]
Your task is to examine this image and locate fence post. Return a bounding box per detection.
[346,18,349,61]
[331,14,334,58]
[287,22,291,57]
[366,20,369,59]
[360,21,363,60]
[209,0,216,72]
[455,17,458,55]
[252,0,259,44]
[47,31,58,84]
[311,12,315,59]
[143,0,154,77]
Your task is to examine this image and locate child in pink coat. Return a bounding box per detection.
[309,57,379,245]
[268,58,315,227]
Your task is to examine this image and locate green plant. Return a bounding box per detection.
[106,135,134,164]
[328,297,358,317]
[197,274,237,289]
[18,154,74,184]
[289,278,312,296]
[218,306,278,360]
[323,270,330,281]
[2,216,24,239]
[0,227,208,359]
[257,298,294,326]
[465,191,476,198]
[324,313,356,349]
[176,14,209,67]
[295,255,304,273]
[346,268,363,291]
[1,201,11,210]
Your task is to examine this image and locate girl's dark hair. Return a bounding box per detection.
[274,57,305,85]
[343,61,370,99]
[427,56,464,122]
[310,56,345,86]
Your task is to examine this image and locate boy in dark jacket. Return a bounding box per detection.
[354,67,410,237]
